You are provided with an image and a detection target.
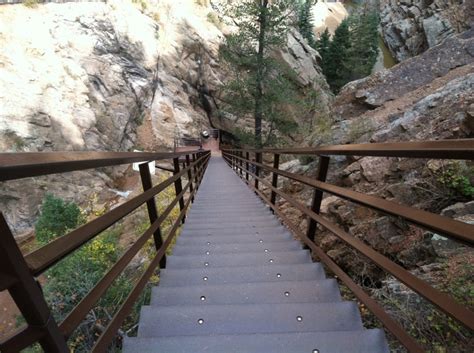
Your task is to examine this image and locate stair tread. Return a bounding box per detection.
[176,233,294,245]
[151,279,341,306]
[137,302,363,337]
[159,263,326,287]
[172,241,301,255]
[124,329,390,353]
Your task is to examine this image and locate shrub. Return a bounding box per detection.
[437,162,474,199]
[35,194,83,244]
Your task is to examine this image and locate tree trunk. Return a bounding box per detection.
[254,0,268,148]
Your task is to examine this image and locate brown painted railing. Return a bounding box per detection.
[222,139,474,353]
[0,149,211,352]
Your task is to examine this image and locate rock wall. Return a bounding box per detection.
[380,0,473,62]
[0,0,331,236]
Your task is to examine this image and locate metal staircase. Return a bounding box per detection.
[123,157,390,353]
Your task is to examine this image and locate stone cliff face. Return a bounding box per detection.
[0,0,330,236]
[380,0,473,62]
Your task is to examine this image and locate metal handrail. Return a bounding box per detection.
[222,141,474,353]
[0,149,211,353]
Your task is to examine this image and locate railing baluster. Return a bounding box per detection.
[185,154,195,203]
[173,157,186,224]
[0,214,68,353]
[245,152,250,181]
[270,153,280,207]
[139,162,166,269]
[306,156,330,242]
[254,152,262,190]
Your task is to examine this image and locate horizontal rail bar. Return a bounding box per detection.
[224,156,424,353]
[24,154,208,275]
[0,150,206,181]
[91,155,210,353]
[223,139,474,159]
[227,153,474,245]
[223,154,474,331]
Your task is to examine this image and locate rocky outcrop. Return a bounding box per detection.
[281,28,473,280]
[380,0,473,62]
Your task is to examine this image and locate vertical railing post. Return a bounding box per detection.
[254,152,262,190]
[306,156,330,242]
[192,153,198,188]
[239,151,243,176]
[173,157,186,224]
[270,153,280,207]
[245,151,249,181]
[139,162,167,268]
[185,154,194,203]
[0,214,69,353]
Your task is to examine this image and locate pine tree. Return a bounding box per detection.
[298,0,316,47]
[347,11,380,80]
[219,0,303,147]
[325,19,351,93]
[316,28,330,74]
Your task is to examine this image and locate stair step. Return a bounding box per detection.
[184,220,281,230]
[179,227,291,237]
[172,241,301,255]
[167,250,311,269]
[176,233,294,245]
[124,329,390,353]
[151,279,341,306]
[137,302,363,337]
[186,215,276,223]
[159,263,326,287]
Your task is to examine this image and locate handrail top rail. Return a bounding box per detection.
[0,150,208,182]
[222,139,474,159]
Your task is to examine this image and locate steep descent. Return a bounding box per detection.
[123,156,389,353]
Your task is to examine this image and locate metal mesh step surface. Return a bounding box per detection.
[123,156,389,353]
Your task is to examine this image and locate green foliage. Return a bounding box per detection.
[35,194,83,244]
[437,162,474,198]
[43,227,132,352]
[297,0,316,47]
[317,11,380,93]
[324,19,351,93]
[218,0,316,147]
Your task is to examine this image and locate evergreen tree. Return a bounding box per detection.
[219,0,304,147]
[318,10,380,93]
[298,0,316,48]
[316,28,330,74]
[325,19,351,93]
[346,11,379,80]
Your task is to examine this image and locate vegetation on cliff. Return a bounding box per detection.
[317,10,379,93]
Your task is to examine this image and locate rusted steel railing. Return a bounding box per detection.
[222,139,474,353]
[0,149,211,353]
